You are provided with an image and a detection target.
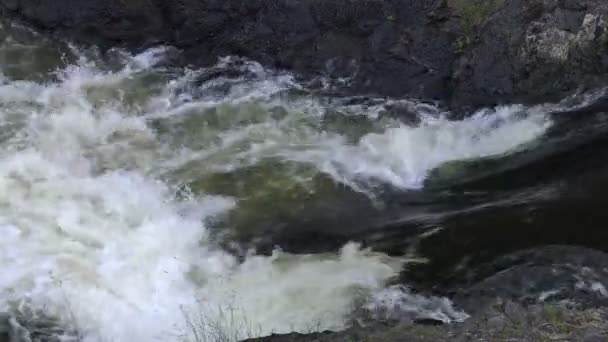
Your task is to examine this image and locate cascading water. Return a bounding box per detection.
[0,23,555,341]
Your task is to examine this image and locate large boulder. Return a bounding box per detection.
[0,0,168,45]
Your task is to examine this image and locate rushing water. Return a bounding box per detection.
[0,22,597,341]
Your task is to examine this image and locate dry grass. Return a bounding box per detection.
[179,304,263,342]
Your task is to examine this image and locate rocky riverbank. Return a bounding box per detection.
[245,301,608,342]
[2,1,608,342]
[3,298,608,342]
[1,0,608,110]
[245,245,608,342]
[3,246,608,341]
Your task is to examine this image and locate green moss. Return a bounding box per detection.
[543,305,564,324]
[452,36,471,55]
[496,324,526,340]
[407,325,444,338]
[460,0,501,35]
[451,0,504,52]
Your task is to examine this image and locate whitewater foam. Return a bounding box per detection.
[0,46,480,342]
[268,105,551,192]
[151,76,552,193]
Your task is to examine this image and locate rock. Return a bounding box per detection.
[0,312,75,342]
[0,0,168,46]
[3,0,608,110]
[443,246,608,313]
[0,314,9,342]
[0,0,457,105]
[581,328,608,342]
[582,329,608,342]
[452,0,608,108]
[522,26,576,63]
[7,317,30,342]
[503,299,528,322]
[244,303,608,341]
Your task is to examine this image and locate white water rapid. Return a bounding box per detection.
[0,30,550,341]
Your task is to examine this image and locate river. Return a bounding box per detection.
[0,21,606,342]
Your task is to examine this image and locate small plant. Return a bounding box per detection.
[460,0,501,35]
[542,305,564,324]
[179,303,263,342]
[452,36,471,55]
[452,0,503,54]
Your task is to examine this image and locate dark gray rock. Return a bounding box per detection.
[0,0,460,105]
[0,0,167,45]
[0,314,8,342]
[3,0,608,110]
[581,328,608,342]
[452,0,608,108]
[0,310,80,342]
[244,300,608,342]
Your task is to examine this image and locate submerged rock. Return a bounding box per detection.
[0,313,74,342]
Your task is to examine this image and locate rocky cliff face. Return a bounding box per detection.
[1,0,607,110]
[452,0,608,109]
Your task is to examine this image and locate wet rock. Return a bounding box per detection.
[3,0,608,110]
[0,314,8,342]
[0,0,459,105]
[0,312,76,342]
[430,245,608,314]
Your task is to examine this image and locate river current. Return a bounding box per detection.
[0,22,603,342]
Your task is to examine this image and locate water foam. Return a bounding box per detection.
[217,103,552,192]
[306,105,552,190]
[0,47,472,342]
[149,66,552,193]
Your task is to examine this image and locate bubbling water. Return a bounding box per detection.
[0,42,483,341]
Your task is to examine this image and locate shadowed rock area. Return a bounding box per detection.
[1,0,608,110]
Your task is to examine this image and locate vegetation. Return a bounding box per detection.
[452,36,471,55]
[460,0,502,35]
[180,305,262,342]
[452,0,504,54]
